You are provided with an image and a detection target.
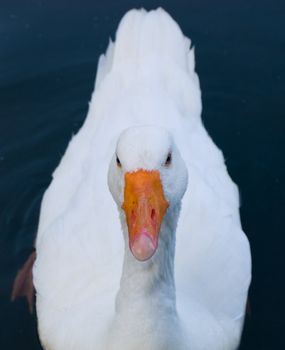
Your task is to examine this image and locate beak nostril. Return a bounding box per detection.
[151,209,156,221]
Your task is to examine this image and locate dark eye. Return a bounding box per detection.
[164,152,172,166]
[116,154,121,167]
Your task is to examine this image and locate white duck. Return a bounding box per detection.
[33,8,251,350]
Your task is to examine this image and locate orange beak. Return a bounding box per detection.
[122,170,169,261]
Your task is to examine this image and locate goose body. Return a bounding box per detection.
[33,9,251,350]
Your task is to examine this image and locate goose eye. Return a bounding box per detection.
[116,155,121,167]
[164,152,172,166]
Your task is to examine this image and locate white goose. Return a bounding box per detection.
[33,8,251,350]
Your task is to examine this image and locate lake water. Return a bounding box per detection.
[0,1,284,349]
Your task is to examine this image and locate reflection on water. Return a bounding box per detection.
[0,1,284,349]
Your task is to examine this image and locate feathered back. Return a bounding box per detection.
[96,9,196,86]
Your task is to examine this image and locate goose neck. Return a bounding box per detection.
[116,206,179,314]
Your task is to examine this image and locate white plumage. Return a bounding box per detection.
[33,8,251,350]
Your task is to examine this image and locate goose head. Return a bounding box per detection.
[108,126,188,261]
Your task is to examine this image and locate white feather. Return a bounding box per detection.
[33,8,251,350]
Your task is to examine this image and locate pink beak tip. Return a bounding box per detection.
[130,232,157,261]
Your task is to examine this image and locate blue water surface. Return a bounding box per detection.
[0,0,284,349]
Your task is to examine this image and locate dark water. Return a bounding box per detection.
[0,1,284,349]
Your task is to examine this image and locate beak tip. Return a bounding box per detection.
[130,233,157,261]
